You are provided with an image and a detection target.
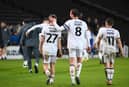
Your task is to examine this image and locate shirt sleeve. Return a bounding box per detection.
[63,20,70,30]
[54,24,65,31]
[116,30,120,39]
[58,32,61,38]
[54,20,71,31]
[27,24,43,33]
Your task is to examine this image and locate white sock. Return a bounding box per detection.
[70,64,75,83]
[76,63,82,77]
[35,63,38,67]
[106,68,111,80]
[99,52,102,60]
[45,69,50,77]
[51,74,55,78]
[110,68,114,80]
[24,61,28,65]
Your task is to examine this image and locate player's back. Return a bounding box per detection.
[66,19,88,49]
[42,25,61,54]
[100,27,120,53]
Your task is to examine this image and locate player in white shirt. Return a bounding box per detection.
[54,9,90,85]
[39,14,62,85]
[95,18,123,85]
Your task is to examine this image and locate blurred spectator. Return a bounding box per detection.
[0,23,3,60]
[86,17,100,35]
[0,21,11,59]
[9,31,19,45]
[0,48,3,60]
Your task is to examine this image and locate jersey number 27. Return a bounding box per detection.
[46,33,58,43]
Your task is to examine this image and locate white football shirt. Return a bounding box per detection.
[97,27,120,53]
[63,19,89,49]
[41,25,61,55]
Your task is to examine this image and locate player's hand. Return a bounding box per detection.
[57,49,62,58]
[94,43,97,49]
[53,18,57,25]
[26,31,29,37]
[86,47,91,53]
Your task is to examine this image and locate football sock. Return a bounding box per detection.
[110,68,114,80]
[99,52,102,60]
[70,64,75,83]
[45,69,50,77]
[35,63,38,67]
[106,68,110,80]
[105,68,114,80]
[76,63,82,77]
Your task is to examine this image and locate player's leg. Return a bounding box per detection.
[104,54,113,85]
[33,47,40,73]
[48,63,55,84]
[49,56,56,84]
[0,48,3,60]
[69,49,76,85]
[82,50,89,62]
[43,55,51,77]
[76,49,83,85]
[44,55,56,85]
[2,47,7,60]
[107,54,115,85]
[22,46,28,68]
[99,51,104,64]
[27,47,33,73]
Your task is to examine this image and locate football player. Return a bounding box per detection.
[54,9,90,85]
[39,14,62,85]
[95,18,123,85]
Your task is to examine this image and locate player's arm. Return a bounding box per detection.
[39,33,45,54]
[94,34,100,49]
[54,19,70,31]
[94,28,102,49]
[116,31,124,56]
[57,37,62,57]
[26,24,42,36]
[116,38,123,56]
[54,23,67,31]
[94,30,102,49]
[96,36,101,49]
[85,30,91,52]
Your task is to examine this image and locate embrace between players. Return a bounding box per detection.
[26,8,123,86]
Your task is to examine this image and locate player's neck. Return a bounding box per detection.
[72,17,79,19]
[106,26,112,28]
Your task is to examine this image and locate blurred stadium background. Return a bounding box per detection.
[0,0,129,59]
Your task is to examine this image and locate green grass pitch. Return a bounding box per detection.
[0,58,129,87]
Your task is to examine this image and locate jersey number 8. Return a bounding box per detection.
[75,27,81,36]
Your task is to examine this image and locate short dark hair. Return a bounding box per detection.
[105,18,114,26]
[49,14,57,19]
[70,9,80,17]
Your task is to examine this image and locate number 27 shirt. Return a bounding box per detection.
[41,25,61,55]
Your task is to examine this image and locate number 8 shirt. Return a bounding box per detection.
[63,19,89,50]
[41,24,61,56]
